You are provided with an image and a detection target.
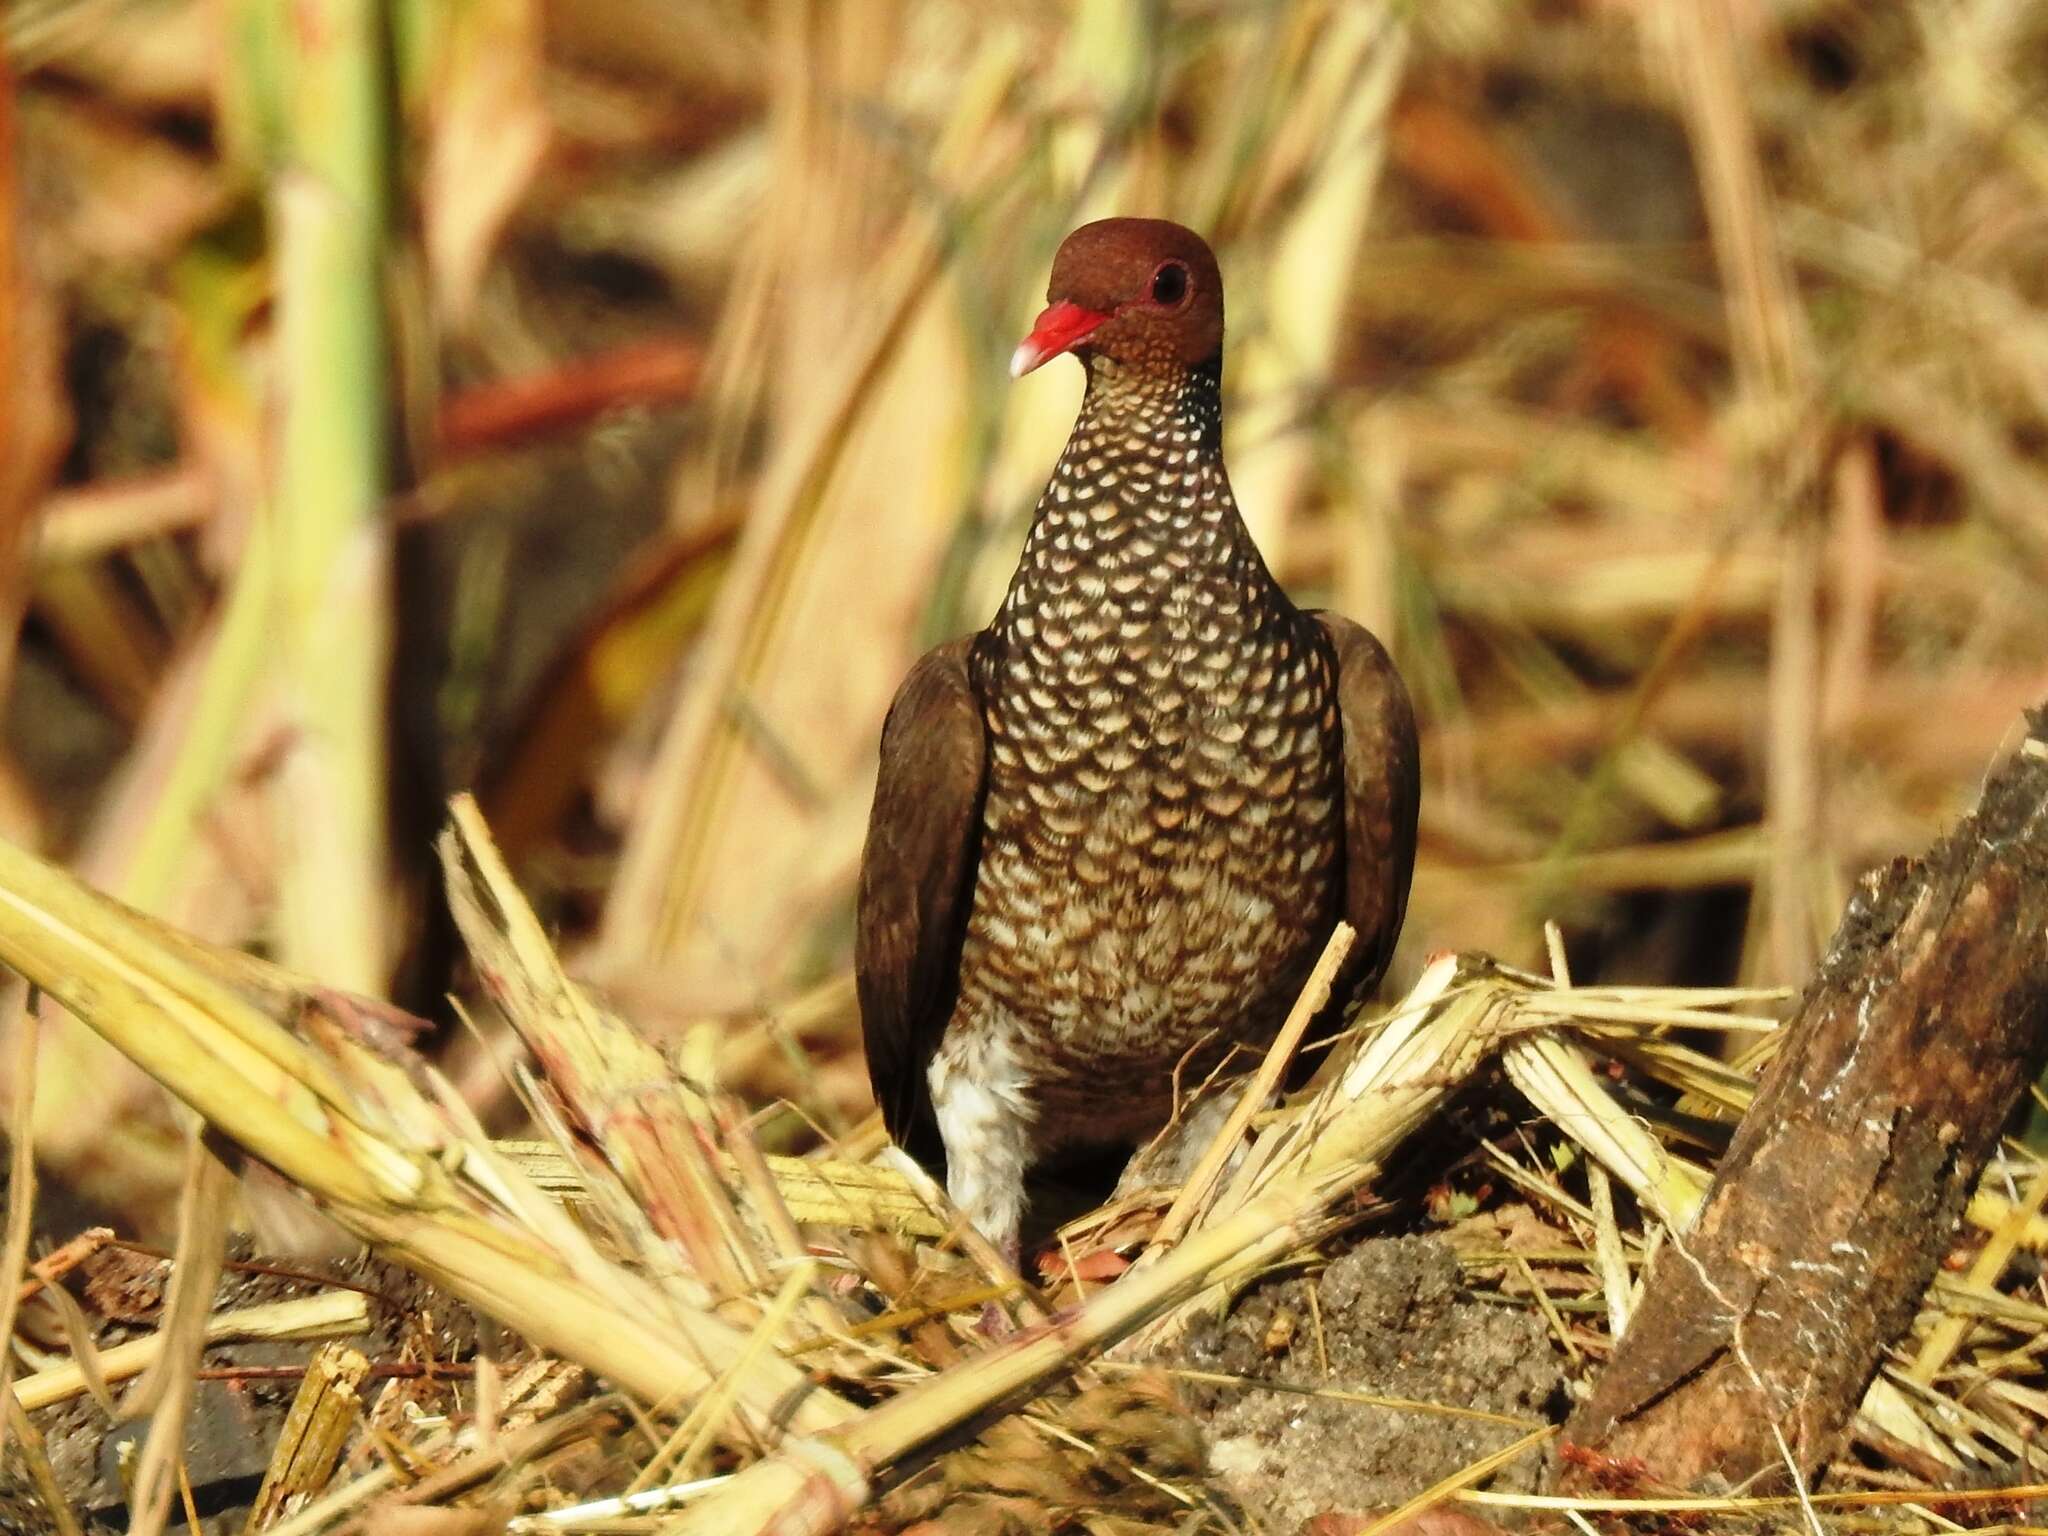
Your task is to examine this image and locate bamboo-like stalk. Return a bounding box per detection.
[266,0,392,994]
[15,0,372,1218]
[20,368,284,1229]
[97,539,275,916]
[12,1292,371,1414]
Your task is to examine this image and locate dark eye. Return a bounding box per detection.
[1150,261,1190,306]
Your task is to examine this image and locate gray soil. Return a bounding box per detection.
[1176,1234,1565,1530]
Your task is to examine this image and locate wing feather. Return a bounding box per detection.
[854,637,987,1173]
[1313,613,1421,993]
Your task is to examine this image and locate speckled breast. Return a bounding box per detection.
[946,395,1344,1150]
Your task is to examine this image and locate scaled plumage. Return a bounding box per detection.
[857,218,1420,1256]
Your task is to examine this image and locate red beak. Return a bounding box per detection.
[1010,299,1111,378]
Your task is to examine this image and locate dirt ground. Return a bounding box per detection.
[1177,1235,1565,1530]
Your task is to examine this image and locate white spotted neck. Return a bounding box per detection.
[994,354,1287,648]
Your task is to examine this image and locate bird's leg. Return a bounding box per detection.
[927,1037,1034,1263]
[1114,1073,1272,1199]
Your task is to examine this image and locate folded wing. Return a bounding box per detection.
[1313,613,1421,995]
[854,637,988,1174]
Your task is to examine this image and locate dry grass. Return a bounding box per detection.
[8,0,2048,1188]
[5,0,2048,1529]
[6,801,2048,1530]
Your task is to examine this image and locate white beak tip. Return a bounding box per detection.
[1008,342,1041,380]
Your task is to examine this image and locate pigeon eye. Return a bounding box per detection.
[1150,261,1190,306]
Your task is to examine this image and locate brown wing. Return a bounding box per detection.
[855,636,987,1173]
[1312,612,1421,993]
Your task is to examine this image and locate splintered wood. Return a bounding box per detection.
[244,1344,370,1533]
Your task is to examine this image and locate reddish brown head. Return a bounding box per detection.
[1010,219,1225,380]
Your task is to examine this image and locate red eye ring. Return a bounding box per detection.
[1149,260,1191,307]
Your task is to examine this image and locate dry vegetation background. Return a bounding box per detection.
[4,0,2048,1245]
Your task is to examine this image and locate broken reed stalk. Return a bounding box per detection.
[243,1343,371,1533]
[16,784,2042,1528]
[665,954,1528,1536]
[0,831,854,1438]
[440,793,768,1302]
[1499,1032,1707,1230]
[1411,957,2017,1464]
[495,1137,943,1238]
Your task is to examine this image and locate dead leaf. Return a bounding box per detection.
[1036,1247,1133,1285]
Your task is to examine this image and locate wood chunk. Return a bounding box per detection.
[1563,705,2048,1488]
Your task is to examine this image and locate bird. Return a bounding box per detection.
[856,218,1419,1261]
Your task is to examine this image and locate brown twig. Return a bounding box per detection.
[435,335,705,458]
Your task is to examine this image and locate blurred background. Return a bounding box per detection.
[4,0,2047,1238]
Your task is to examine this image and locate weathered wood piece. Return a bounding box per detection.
[1564,710,2048,1488]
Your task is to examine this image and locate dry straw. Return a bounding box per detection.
[7,798,2048,1529]
[0,822,852,1439]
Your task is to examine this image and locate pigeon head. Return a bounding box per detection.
[1009,218,1224,380]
